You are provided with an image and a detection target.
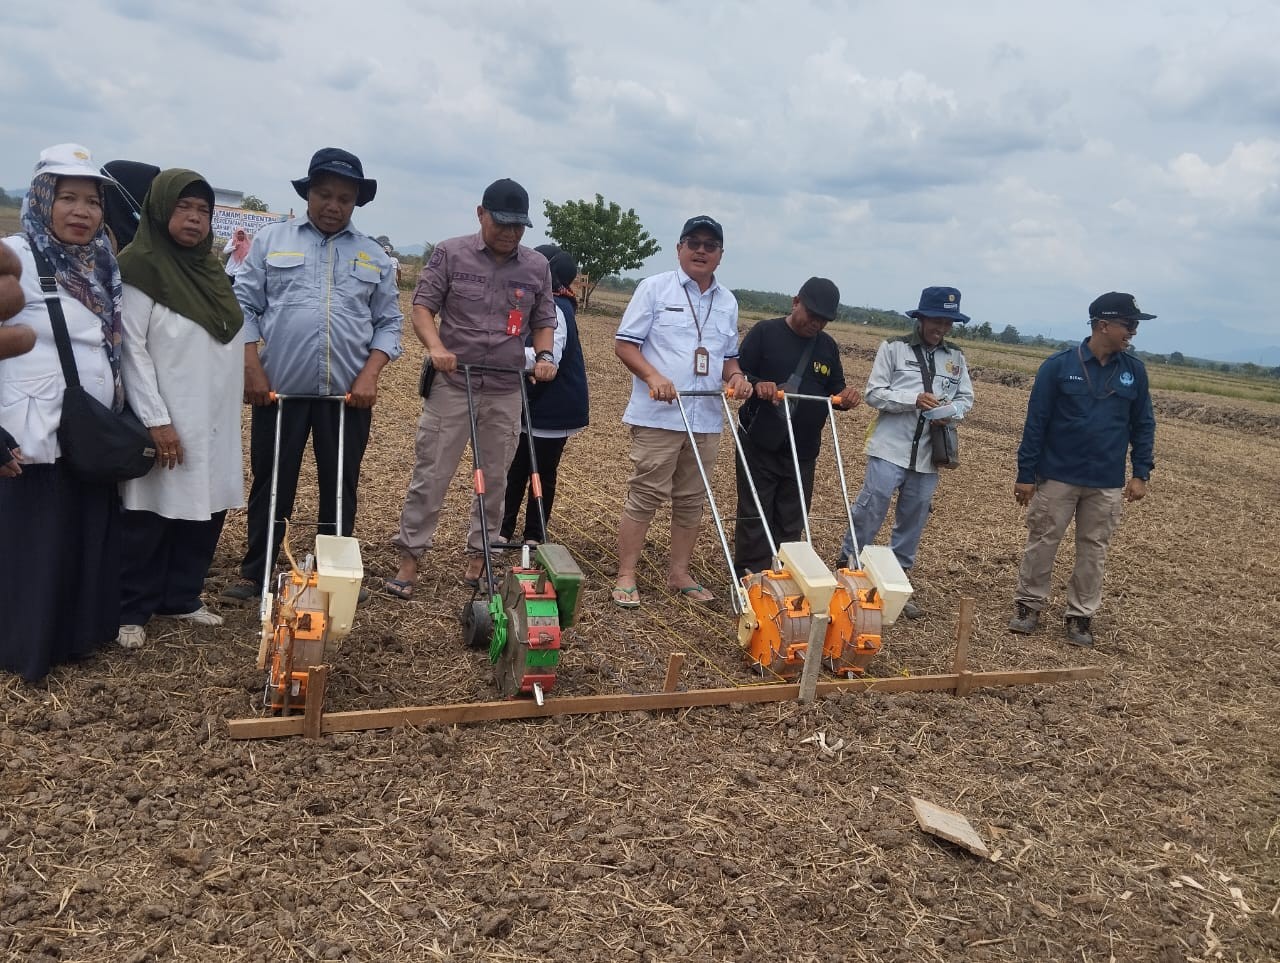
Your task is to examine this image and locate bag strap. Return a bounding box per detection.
[30,248,83,390]
[908,343,936,469]
[781,335,819,393]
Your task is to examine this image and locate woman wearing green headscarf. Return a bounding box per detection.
[116,169,245,650]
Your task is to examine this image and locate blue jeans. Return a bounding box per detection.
[840,456,939,571]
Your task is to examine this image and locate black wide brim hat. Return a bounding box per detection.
[291,147,377,207]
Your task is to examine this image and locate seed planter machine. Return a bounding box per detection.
[230,390,1104,742]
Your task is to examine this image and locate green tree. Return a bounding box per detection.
[974,321,994,340]
[1169,351,1185,365]
[241,194,269,212]
[997,324,1021,344]
[543,194,660,308]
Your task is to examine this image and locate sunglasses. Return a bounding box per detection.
[1107,319,1140,333]
[681,237,722,253]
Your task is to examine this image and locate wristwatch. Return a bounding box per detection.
[535,351,555,364]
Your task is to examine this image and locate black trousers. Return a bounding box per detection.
[733,432,816,577]
[0,462,118,682]
[500,433,569,543]
[120,508,227,624]
[240,399,371,586]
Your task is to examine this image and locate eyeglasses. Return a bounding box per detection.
[1107,319,1140,333]
[681,237,722,253]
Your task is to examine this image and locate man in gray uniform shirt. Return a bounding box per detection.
[386,179,557,599]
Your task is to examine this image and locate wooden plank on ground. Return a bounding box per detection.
[911,796,991,859]
[227,665,1103,740]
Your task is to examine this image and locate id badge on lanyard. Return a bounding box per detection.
[685,285,716,378]
[693,346,710,377]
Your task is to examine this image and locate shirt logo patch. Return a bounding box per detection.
[813,361,831,377]
[428,249,444,268]
[945,360,960,376]
[1120,372,1134,386]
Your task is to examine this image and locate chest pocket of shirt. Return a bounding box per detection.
[653,304,688,328]
[347,259,379,304]
[265,251,308,305]
[710,305,737,353]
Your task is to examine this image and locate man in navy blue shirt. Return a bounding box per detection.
[1008,292,1157,646]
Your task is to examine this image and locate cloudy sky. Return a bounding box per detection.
[3,0,1277,360]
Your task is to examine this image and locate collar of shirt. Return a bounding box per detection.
[299,215,357,242]
[676,265,720,299]
[907,327,957,353]
[469,230,531,264]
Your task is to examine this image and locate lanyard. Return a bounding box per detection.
[683,283,715,344]
[1076,345,1118,399]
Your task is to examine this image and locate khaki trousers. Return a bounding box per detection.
[1014,479,1124,619]
[392,379,522,560]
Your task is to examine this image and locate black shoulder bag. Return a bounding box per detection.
[741,335,818,451]
[910,343,959,470]
[32,249,156,484]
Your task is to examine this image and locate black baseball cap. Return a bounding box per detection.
[482,178,533,227]
[1088,292,1156,322]
[798,277,840,321]
[292,148,377,207]
[680,215,723,243]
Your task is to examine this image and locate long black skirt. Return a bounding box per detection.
[0,461,120,683]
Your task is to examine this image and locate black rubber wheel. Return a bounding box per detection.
[461,599,493,649]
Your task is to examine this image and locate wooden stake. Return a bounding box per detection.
[662,652,686,693]
[227,665,1103,740]
[797,613,830,704]
[953,597,976,696]
[303,664,328,739]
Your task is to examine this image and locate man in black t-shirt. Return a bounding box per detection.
[733,277,861,577]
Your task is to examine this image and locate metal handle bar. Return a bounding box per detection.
[267,392,349,402]
[776,391,848,404]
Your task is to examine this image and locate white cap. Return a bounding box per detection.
[32,143,113,182]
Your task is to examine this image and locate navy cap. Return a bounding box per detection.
[292,148,377,207]
[1088,292,1156,322]
[907,286,969,324]
[482,178,533,227]
[680,215,723,243]
[798,277,840,321]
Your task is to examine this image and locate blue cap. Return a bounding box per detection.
[907,286,969,324]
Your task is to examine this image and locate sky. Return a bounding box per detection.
[3,0,1277,362]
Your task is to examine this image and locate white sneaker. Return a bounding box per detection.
[169,605,224,627]
[118,624,146,649]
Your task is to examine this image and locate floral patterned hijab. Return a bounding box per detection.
[22,173,124,412]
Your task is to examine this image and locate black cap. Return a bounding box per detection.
[680,215,723,243]
[797,277,840,321]
[482,178,533,227]
[907,285,970,324]
[1088,292,1156,322]
[291,148,377,207]
[534,243,579,290]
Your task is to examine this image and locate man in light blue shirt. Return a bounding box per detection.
[611,215,751,608]
[224,148,402,601]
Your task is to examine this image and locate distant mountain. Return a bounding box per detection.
[1019,316,1276,365]
[397,243,426,256]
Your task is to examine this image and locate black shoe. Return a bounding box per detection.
[220,579,261,604]
[1064,616,1094,647]
[1008,602,1040,634]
